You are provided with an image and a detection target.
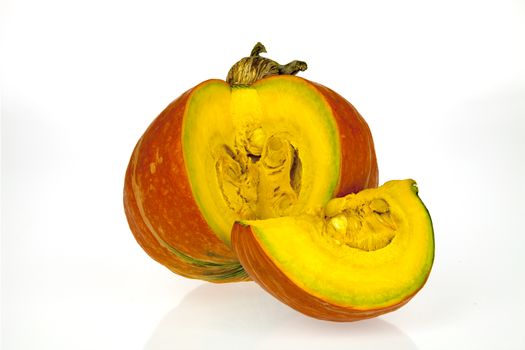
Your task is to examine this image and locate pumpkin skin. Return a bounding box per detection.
[123,76,378,282]
[231,180,434,321]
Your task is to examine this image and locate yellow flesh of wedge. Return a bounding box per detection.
[245,180,434,309]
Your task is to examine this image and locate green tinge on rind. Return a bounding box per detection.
[155,225,248,281]
[419,191,435,281]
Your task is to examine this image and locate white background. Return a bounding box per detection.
[2,0,525,349]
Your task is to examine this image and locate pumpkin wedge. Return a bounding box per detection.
[231,180,434,321]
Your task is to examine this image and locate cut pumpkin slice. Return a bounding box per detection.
[231,180,434,321]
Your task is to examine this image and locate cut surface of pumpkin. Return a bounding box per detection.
[183,77,344,246]
[232,180,434,320]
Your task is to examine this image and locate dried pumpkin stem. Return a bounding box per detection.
[226,42,308,86]
[250,42,267,57]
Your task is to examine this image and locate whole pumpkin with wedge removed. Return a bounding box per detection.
[124,43,378,282]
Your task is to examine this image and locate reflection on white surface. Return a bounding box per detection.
[145,283,417,350]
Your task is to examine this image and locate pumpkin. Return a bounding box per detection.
[231,179,434,321]
[124,43,378,282]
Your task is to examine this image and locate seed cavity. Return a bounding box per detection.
[325,197,346,217]
[245,127,265,156]
[289,148,302,194]
[369,198,389,214]
[262,136,287,168]
[324,196,397,251]
[216,128,302,220]
[330,214,348,234]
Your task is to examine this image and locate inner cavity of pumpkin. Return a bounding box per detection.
[215,126,302,220]
[323,196,398,251]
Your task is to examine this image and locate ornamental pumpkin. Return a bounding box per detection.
[124,43,378,282]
